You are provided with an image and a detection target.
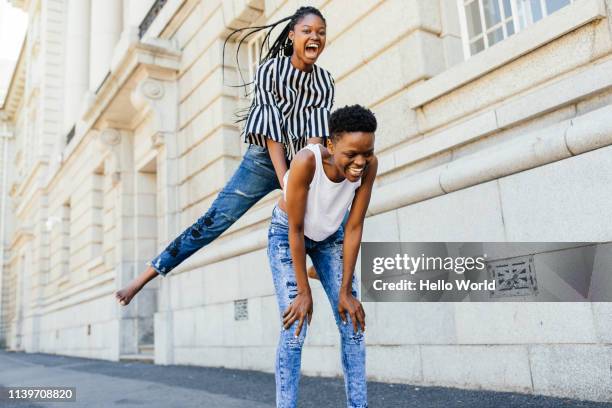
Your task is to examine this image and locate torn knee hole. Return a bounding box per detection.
[286,336,305,349]
[286,281,297,299]
[234,189,256,199]
[202,208,216,227]
[346,332,364,345]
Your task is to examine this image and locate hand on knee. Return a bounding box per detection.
[281,321,308,350]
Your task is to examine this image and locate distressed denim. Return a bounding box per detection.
[268,205,367,408]
[149,144,281,276]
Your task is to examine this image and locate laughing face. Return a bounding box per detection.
[288,13,327,70]
[328,132,376,183]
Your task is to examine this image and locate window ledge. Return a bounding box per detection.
[408,0,607,109]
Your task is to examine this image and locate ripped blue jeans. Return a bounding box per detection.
[149,144,281,276]
[268,205,367,408]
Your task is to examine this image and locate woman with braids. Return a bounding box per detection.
[115,6,332,305]
[268,105,377,408]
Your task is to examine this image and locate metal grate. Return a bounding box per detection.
[488,255,538,298]
[66,125,75,145]
[139,0,168,39]
[234,299,248,321]
[95,71,110,95]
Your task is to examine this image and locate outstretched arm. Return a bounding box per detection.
[338,156,378,333]
[283,150,316,336]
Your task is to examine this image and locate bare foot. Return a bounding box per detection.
[115,281,142,306]
[307,265,320,280]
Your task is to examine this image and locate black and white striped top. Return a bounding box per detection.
[243,56,335,161]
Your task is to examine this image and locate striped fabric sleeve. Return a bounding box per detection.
[306,71,335,139]
[243,60,283,147]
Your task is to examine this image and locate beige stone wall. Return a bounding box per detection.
[0,0,611,402]
[152,0,612,402]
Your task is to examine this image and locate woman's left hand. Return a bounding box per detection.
[338,291,366,334]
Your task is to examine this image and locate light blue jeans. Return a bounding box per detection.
[267,205,367,408]
[149,144,282,275]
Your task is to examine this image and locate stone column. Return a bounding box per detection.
[110,0,155,69]
[63,0,90,134]
[131,79,180,243]
[0,125,13,344]
[133,161,158,352]
[97,127,139,359]
[131,77,179,365]
[89,0,123,92]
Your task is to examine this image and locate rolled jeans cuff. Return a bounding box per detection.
[147,259,169,277]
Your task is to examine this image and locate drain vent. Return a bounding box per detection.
[488,256,538,298]
[234,299,248,321]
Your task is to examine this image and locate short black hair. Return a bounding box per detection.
[329,105,377,141]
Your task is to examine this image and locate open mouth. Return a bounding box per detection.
[305,43,320,57]
[347,167,364,178]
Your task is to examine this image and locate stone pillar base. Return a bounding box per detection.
[154,310,174,365]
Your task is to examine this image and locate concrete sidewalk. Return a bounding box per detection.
[0,350,610,407]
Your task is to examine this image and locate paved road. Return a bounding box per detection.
[0,350,610,407]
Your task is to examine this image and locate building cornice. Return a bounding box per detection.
[46,33,181,189]
[82,35,180,132]
[0,35,27,121]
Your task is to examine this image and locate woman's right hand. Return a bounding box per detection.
[282,291,313,336]
[280,169,288,190]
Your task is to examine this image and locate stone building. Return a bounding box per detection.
[0,0,611,402]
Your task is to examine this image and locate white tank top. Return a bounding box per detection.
[283,144,362,241]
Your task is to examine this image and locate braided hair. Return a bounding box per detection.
[222,6,326,121]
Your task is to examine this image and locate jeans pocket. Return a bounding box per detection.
[250,144,267,153]
[248,145,275,174]
[248,144,269,160]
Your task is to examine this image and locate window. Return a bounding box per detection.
[227,29,268,99]
[247,30,268,94]
[247,32,263,82]
[231,27,269,156]
[458,0,575,58]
